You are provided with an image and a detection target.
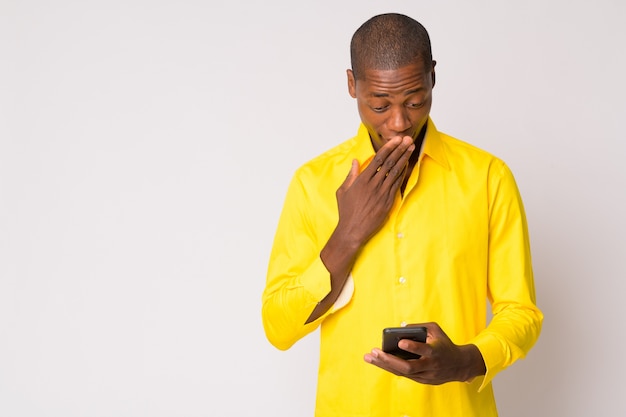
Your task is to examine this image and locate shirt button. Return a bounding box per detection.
[399,276,406,284]
[400,321,407,327]
[397,232,404,239]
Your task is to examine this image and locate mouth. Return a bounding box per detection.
[382,132,417,143]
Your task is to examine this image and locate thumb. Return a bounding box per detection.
[342,159,360,189]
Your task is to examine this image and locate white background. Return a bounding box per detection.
[1,1,625,416]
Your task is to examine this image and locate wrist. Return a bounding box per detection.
[459,344,486,382]
[333,221,367,250]
[322,226,362,263]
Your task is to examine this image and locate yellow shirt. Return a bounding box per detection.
[262,119,543,417]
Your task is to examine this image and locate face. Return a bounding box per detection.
[347,60,436,152]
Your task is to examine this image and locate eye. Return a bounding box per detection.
[371,105,389,113]
[408,101,424,109]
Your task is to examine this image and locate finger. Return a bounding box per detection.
[341,159,360,189]
[376,137,414,183]
[398,338,430,358]
[384,140,415,183]
[362,137,403,178]
[364,349,416,376]
[337,159,360,196]
[412,322,444,343]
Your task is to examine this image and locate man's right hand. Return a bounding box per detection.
[335,135,415,246]
[305,135,415,324]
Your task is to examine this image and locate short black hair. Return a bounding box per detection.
[350,13,433,80]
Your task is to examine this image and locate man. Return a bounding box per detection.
[262,13,543,416]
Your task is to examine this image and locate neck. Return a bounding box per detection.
[401,123,427,195]
[409,123,427,169]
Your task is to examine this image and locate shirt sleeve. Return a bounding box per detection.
[470,161,544,391]
[261,172,341,350]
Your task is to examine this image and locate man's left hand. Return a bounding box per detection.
[364,322,486,385]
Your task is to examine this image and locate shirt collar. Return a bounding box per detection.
[421,118,450,170]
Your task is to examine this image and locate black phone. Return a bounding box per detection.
[382,326,427,360]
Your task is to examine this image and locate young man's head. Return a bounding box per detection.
[347,13,436,151]
[350,13,435,81]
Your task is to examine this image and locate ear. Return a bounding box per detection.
[431,60,437,88]
[347,69,357,98]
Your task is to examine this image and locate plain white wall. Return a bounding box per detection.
[1,1,625,416]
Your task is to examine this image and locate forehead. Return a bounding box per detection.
[357,62,431,96]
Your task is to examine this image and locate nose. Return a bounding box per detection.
[387,106,412,135]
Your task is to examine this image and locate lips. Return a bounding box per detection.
[382,132,416,143]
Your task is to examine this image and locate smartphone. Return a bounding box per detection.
[382,326,427,360]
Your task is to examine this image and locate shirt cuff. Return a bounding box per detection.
[299,256,333,302]
[330,273,354,313]
[470,332,506,392]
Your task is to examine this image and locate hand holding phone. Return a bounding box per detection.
[382,326,427,360]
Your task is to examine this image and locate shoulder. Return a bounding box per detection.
[435,130,510,177]
[294,135,361,183]
[441,131,501,162]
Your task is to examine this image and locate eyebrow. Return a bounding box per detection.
[371,87,424,98]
